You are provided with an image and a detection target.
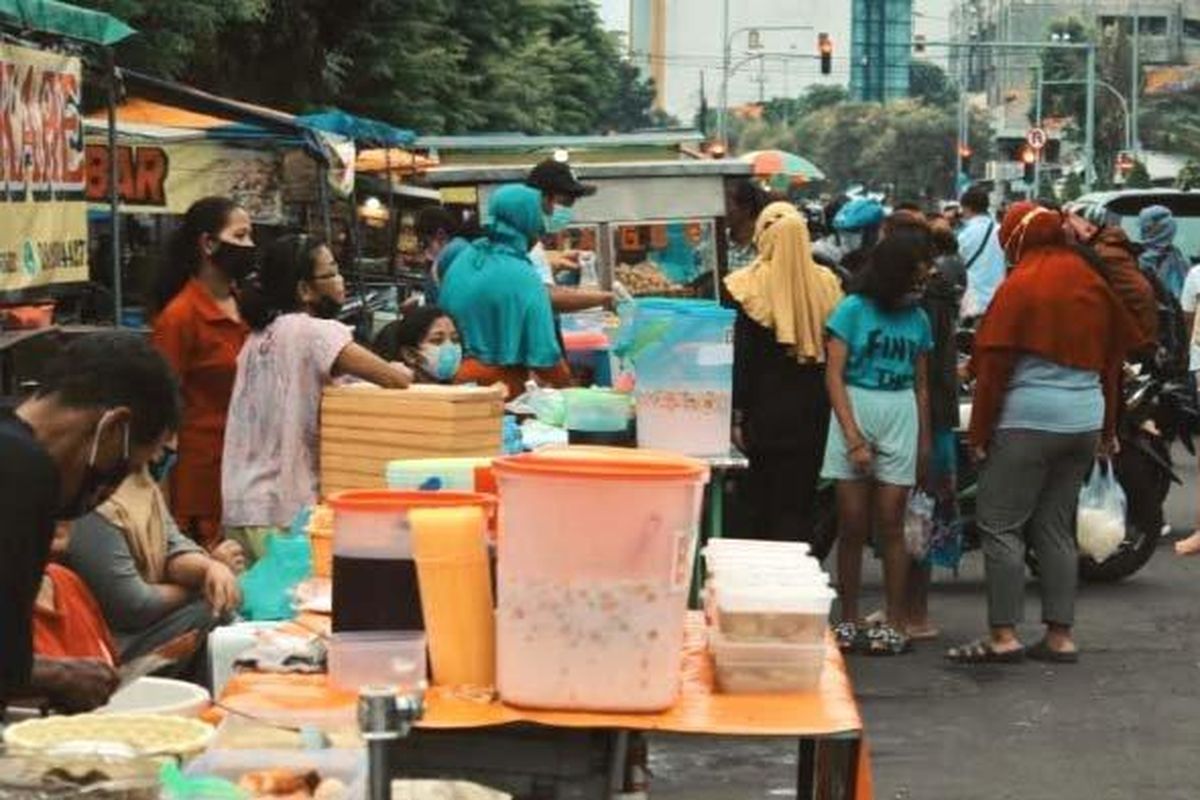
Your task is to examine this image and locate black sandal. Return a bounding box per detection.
[945,639,1025,664]
[834,622,861,653]
[1027,639,1079,664]
[864,623,912,657]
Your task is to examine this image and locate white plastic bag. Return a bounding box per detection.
[1076,460,1127,563]
[904,490,935,559]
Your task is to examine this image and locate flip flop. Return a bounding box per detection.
[945,639,1025,665]
[865,623,912,657]
[1027,639,1079,664]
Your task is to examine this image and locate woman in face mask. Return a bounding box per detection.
[439,184,571,398]
[221,234,412,564]
[152,196,255,552]
[373,306,463,384]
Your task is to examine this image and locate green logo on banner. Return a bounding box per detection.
[22,240,41,278]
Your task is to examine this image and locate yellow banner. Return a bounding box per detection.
[0,43,88,292]
[86,140,284,224]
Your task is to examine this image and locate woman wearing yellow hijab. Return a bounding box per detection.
[726,201,844,544]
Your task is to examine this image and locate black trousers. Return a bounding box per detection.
[745,380,831,544]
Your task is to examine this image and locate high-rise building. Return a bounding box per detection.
[951,0,1200,138]
[850,0,915,102]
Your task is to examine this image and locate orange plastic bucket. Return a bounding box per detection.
[491,446,707,483]
[327,490,498,534]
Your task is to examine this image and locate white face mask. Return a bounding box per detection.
[544,204,575,233]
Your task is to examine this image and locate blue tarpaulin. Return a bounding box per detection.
[0,0,134,45]
[298,109,414,148]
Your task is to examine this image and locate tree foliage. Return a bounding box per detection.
[1124,159,1152,188]
[908,61,957,109]
[75,0,659,135]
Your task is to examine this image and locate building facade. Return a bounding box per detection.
[627,0,844,121]
[850,0,915,102]
[950,0,1200,137]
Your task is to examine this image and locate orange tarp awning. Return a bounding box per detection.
[355,147,439,175]
[85,97,234,130]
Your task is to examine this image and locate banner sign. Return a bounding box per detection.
[0,43,88,292]
[86,140,284,224]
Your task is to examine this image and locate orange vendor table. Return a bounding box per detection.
[219,613,873,799]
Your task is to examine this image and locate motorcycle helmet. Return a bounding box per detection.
[833,197,886,232]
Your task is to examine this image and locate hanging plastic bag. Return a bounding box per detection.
[904,490,935,560]
[1077,460,1127,563]
[239,510,314,621]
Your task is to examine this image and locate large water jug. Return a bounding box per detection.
[627,300,735,456]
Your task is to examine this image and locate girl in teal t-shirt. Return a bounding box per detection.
[822,229,933,657]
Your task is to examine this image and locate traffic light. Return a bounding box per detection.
[818,33,832,75]
[1020,146,1037,184]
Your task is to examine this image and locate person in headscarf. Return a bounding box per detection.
[727,202,844,546]
[1138,205,1190,300]
[948,202,1138,667]
[1066,202,1159,356]
[439,184,570,398]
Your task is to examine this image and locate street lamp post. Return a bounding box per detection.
[718,21,814,145]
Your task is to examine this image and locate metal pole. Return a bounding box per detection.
[106,49,121,326]
[1034,63,1043,199]
[955,41,965,183]
[1085,43,1097,190]
[1131,4,1140,153]
[718,0,730,145]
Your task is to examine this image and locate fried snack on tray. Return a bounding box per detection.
[238,769,348,799]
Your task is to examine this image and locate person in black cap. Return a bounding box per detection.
[525,157,616,313]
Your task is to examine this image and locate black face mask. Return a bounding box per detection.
[212,241,259,282]
[310,295,343,320]
[57,416,131,520]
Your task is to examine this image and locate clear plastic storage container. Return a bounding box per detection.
[714,584,835,644]
[493,447,709,711]
[327,631,427,692]
[710,631,826,694]
[385,458,493,492]
[183,748,366,798]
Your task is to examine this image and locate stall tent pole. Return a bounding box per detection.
[106,49,122,325]
[385,147,397,273]
[317,158,332,242]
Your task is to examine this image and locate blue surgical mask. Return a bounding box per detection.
[148,446,178,484]
[421,342,463,382]
[544,204,575,234]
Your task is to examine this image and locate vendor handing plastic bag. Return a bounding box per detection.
[1077,460,1127,563]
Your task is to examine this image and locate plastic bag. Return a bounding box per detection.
[1077,460,1127,563]
[239,513,313,621]
[904,490,935,560]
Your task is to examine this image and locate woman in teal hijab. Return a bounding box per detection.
[439,184,570,396]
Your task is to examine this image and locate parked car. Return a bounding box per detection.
[1071,189,1200,262]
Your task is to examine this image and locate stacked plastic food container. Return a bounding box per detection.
[704,539,836,694]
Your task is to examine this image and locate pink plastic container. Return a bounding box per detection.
[492,447,709,711]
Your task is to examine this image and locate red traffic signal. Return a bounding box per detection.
[818,33,832,75]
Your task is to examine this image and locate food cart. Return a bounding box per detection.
[423,159,755,301]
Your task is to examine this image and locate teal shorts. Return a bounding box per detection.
[821,386,919,487]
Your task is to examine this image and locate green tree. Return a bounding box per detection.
[1124,159,1152,188]
[909,61,957,109]
[1178,159,1200,190]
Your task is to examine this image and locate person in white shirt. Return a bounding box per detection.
[956,187,1007,320]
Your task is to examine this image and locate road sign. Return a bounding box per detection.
[1026,127,1048,151]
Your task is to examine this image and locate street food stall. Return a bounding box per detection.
[423,159,754,301]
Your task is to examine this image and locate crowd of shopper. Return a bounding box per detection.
[5,165,1200,719]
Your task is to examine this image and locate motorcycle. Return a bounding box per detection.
[808,362,1197,583]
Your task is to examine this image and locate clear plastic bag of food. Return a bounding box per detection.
[904,490,935,560]
[1077,460,1126,563]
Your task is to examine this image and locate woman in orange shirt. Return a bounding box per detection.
[152,197,255,550]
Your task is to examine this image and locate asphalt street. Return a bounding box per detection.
[649,452,1200,799]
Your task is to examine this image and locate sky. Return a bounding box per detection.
[594,0,955,119]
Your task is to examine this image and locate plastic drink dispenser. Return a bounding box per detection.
[627,300,735,456]
[493,447,709,712]
[328,491,495,633]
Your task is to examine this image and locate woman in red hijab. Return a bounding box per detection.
[948,202,1138,666]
